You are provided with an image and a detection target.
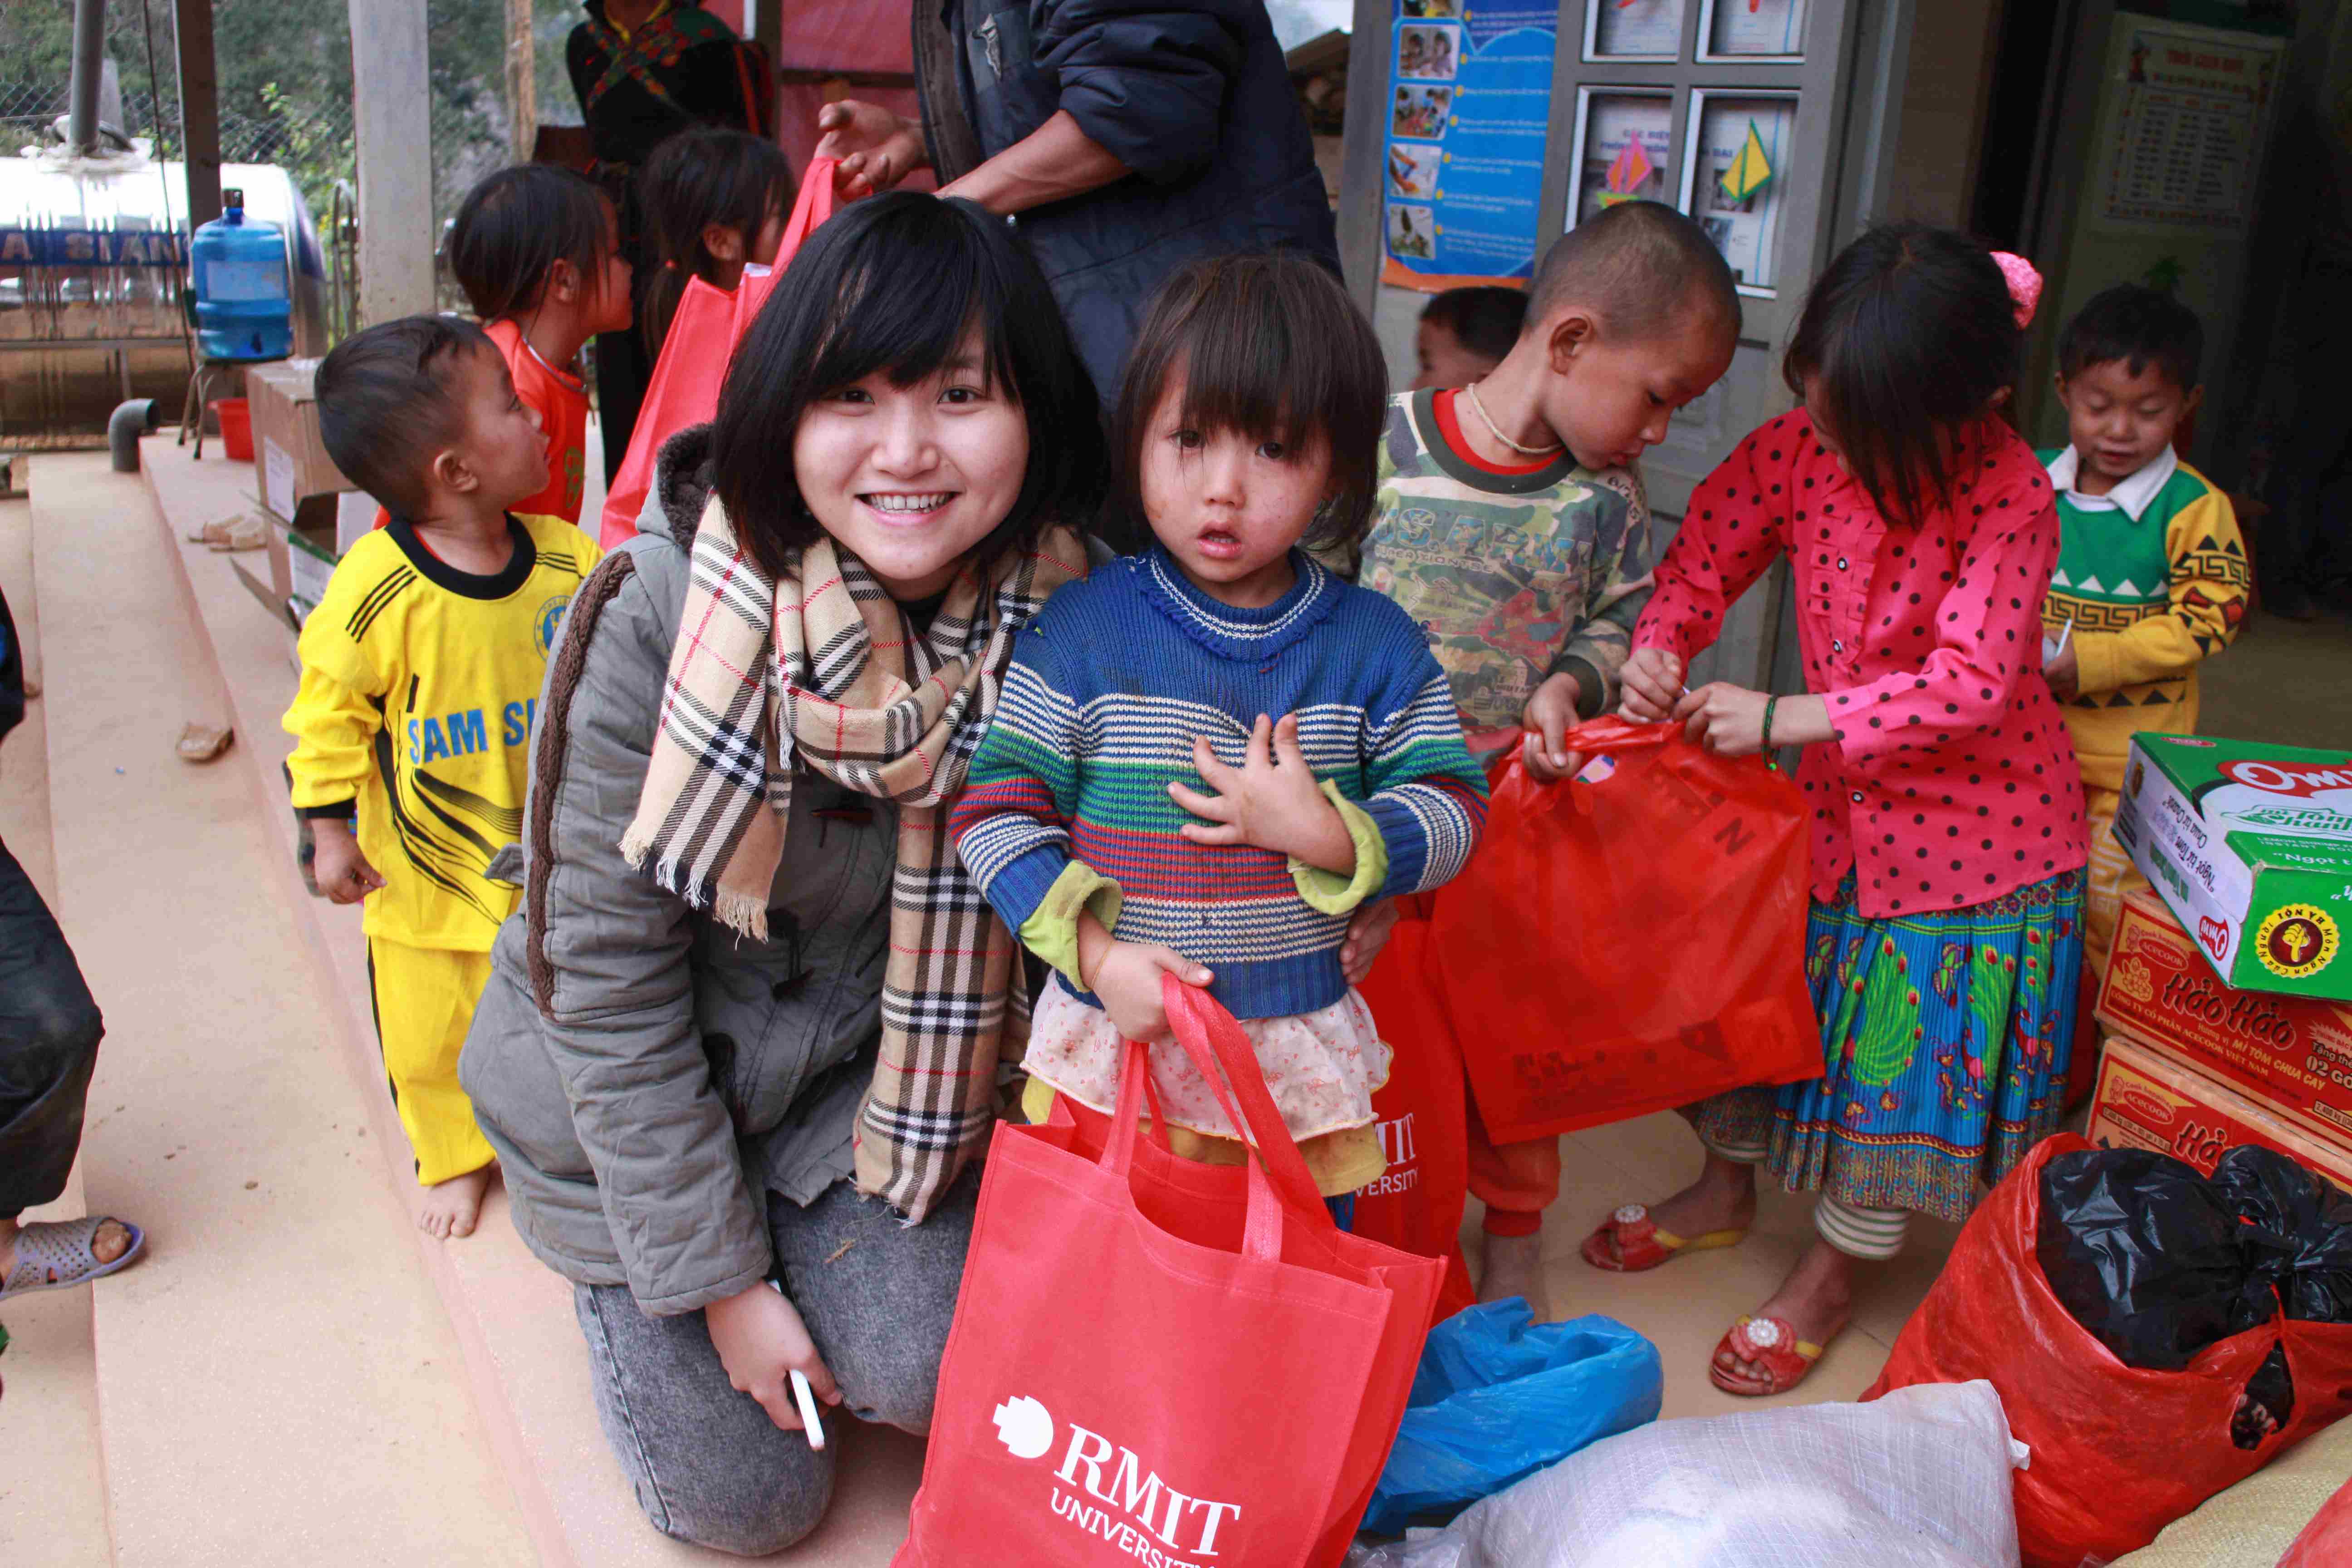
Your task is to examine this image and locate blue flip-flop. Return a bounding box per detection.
[0,1215,147,1302]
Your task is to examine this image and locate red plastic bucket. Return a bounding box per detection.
[210,397,253,461]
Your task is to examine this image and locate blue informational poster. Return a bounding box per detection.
[1382,0,1560,291]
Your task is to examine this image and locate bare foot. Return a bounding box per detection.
[0,1216,133,1280]
[418,1165,494,1240]
[1588,1154,1756,1267]
[1714,1238,1855,1390]
[1475,1229,1552,1321]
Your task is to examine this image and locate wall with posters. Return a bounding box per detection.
[2021,13,2286,454]
[1380,0,1562,289]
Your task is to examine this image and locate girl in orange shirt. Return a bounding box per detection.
[374,165,631,529]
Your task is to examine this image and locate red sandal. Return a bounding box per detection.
[1580,1203,1748,1273]
[1708,1314,1826,1397]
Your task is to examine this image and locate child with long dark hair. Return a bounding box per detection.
[1602,225,2088,1394]
[373,165,629,528]
[637,124,797,361]
[950,254,1488,1211]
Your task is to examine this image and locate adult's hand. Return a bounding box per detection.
[706,1280,842,1434]
[814,100,929,199]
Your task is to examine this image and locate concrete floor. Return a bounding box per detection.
[10,433,2350,1562]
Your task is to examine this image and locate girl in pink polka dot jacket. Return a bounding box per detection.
[1595,224,2088,1398]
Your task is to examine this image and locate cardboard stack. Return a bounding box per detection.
[2090,735,2352,1186]
[238,358,366,631]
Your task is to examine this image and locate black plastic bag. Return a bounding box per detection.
[2212,1146,2352,1324]
[2036,1147,2250,1371]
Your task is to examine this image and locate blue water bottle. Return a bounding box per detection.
[189,187,292,361]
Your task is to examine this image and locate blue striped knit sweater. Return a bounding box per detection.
[950,547,1488,1020]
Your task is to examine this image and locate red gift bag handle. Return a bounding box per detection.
[776,157,836,262]
[1098,979,1338,1260]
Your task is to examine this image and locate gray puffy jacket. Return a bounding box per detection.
[460,428,898,1315]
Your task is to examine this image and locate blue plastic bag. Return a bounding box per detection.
[1360,1301,1663,1535]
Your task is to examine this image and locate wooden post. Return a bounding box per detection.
[506,0,536,162]
[347,0,435,322]
[172,0,222,231]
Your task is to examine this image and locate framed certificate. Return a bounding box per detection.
[1679,91,1797,294]
[1567,90,1676,230]
[1585,0,1687,62]
[1696,0,1807,62]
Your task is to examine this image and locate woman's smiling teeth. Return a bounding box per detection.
[862,492,954,519]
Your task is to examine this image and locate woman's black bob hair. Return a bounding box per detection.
[710,194,1104,585]
[1112,250,1387,552]
[1784,222,2022,529]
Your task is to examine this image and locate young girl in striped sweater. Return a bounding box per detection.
[951,254,1487,1210]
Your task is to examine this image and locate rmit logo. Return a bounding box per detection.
[993,1396,1054,1460]
[995,1394,1245,1556]
[2220,758,2352,798]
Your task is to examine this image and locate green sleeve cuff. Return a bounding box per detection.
[1290,782,1389,916]
[1019,862,1124,990]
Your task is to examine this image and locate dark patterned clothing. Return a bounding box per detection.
[1693,866,2086,1221]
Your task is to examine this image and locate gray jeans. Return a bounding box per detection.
[574,1169,978,1557]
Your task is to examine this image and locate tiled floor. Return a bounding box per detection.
[1495,1110,1962,1419]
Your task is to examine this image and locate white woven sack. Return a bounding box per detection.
[1348,1380,2029,1568]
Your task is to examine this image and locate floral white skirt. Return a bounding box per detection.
[1021,980,1393,1196]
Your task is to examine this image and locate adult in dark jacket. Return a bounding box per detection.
[814,1,1339,451]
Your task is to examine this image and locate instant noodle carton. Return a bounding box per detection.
[2114,734,2352,1001]
[2088,1034,2352,1190]
[2097,887,2352,1146]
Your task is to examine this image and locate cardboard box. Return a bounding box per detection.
[2116,733,2352,1000]
[244,358,354,524]
[258,491,364,630]
[2099,887,2352,1144]
[2088,1035,2352,1189]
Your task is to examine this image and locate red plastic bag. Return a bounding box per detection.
[1351,897,1476,1319]
[1426,718,1819,1143]
[597,157,836,547]
[1867,1133,2352,1568]
[897,980,1445,1568]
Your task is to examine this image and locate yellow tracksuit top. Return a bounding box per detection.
[2037,447,2249,794]
[283,513,603,951]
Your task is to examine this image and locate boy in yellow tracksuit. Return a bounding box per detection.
[2039,284,2249,974]
[284,315,601,1239]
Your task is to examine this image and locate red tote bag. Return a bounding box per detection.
[1427,718,1819,1144]
[1350,897,1476,1319]
[897,980,1445,1568]
[597,157,835,547]
[1868,1133,2352,1568]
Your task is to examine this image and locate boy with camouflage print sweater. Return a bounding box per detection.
[1357,201,1741,1318]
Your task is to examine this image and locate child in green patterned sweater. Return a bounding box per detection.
[1357,200,1742,1314]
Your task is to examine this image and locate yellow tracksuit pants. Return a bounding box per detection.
[367,938,495,1187]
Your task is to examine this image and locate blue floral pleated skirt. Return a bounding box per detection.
[1693,866,2086,1222]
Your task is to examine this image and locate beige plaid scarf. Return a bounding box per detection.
[623,495,1087,1220]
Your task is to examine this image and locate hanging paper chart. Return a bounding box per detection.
[1382,0,1563,290]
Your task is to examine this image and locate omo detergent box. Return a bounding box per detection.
[2115,734,2352,1001]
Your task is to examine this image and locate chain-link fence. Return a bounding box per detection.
[0,0,591,312]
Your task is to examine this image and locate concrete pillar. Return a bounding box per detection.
[1334,0,1392,311]
[347,0,435,323]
